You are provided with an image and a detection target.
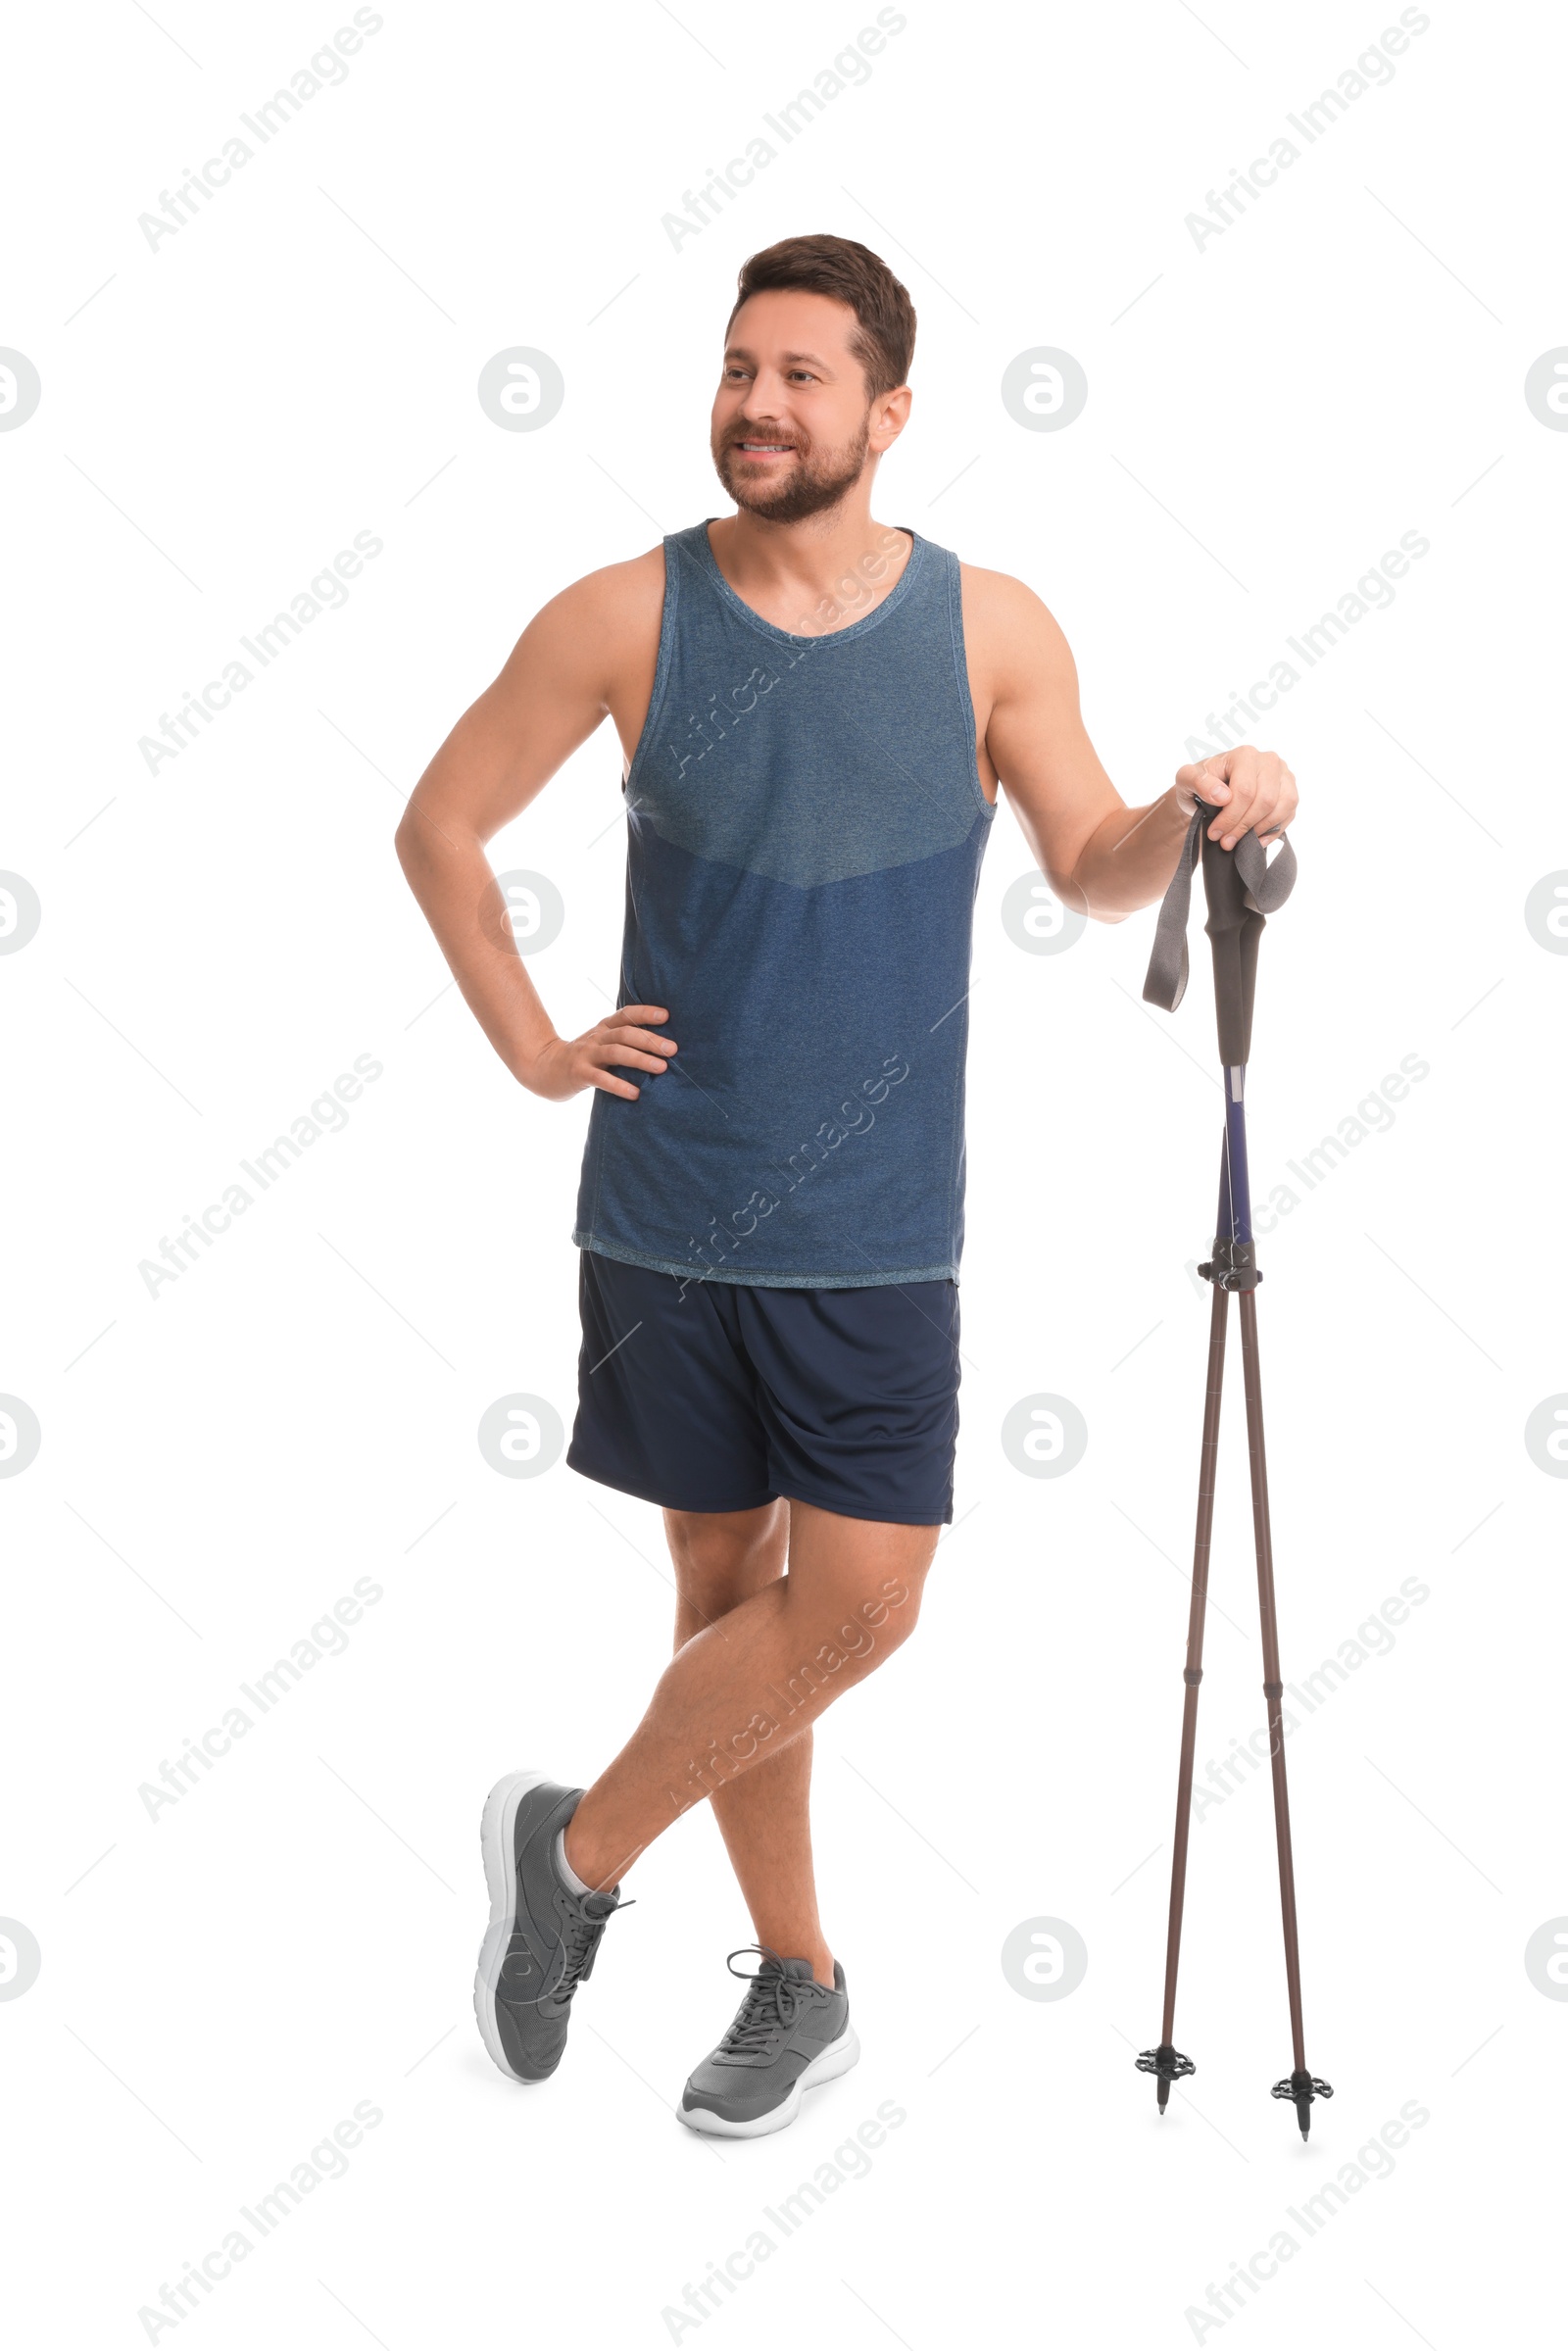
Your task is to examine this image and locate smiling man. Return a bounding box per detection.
[396,233,1298,2135]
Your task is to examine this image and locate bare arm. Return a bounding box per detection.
[394,551,677,1102]
[962,566,1296,921]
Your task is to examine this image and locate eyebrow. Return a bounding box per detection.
[722,346,836,368]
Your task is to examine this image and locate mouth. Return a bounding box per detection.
[732,440,796,458]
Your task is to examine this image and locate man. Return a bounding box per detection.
[396,234,1297,2137]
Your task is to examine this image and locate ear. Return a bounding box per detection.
[868,383,912,455]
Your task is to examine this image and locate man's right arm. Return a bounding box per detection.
[394,552,677,1103]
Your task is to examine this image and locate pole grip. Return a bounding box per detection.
[1200,802,1262,1067]
[1142,795,1297,1046]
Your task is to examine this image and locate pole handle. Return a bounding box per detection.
[1142,798,1297,1061]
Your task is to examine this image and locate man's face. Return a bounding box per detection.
[710,289,894,524]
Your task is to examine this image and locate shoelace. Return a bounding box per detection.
[551,1886,632,2004]
[717,1944,825,2054]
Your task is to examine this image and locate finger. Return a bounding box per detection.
[1244,782,1287,844]
[613,1004,671,1027]
[1217,750,1286,845]
[1209,748,1263,838]
[1176,758,1224,797]
[1254,762,1295,844]
[1218,789,1268,846]
[1264,766,1298,833]
[602,1046,669,1074]
[1242,759,1294,846]
[1185,758,1237,815]
[609,1027,677,1055]
[591,1071,641,1100]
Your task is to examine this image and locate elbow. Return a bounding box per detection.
[1053,860,1127,926]
[394,804,429,880]
[1047,863,1114,926]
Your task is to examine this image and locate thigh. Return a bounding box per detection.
[664,1500,789,1641]
[734,1278,961,1527]
[565,1251,780,1513]
[773,1499,938,1691]
[785,1494,940,1604]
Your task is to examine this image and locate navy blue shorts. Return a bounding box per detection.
[566,1250,960,1526]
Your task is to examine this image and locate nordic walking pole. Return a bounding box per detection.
[1134,797,1334,2139]
[1137,1121,1235,2113]
[1142,1264,1227,2113]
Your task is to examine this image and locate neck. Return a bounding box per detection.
[709,494,910,634]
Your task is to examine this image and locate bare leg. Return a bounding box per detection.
[564,1498,939,1953]
[656,1500,835,1984]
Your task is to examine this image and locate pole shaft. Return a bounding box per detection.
[1222,1066,1252,1239]
[1237,1286,1307,2071]
[1158,1281,1229,2050]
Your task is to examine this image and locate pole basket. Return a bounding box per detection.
[1136,2046,1196,2083]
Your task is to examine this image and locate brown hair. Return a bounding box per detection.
[727,234,916,399]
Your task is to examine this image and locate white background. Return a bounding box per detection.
[3,0,1564,2343]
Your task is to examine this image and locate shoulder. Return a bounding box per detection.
[509,544,666,695]
[957,563,1074,688]
[538,543,666,637]
[958,562,1063,640]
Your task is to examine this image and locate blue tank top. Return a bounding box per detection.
[572,520,996,1289]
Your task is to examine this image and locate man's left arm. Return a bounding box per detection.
[963,567,1298,920]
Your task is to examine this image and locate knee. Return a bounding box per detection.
[817,1569,926,1676]
[666,1502,786,1631]
[870,1569,925,1654]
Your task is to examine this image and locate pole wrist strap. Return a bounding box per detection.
[1142,804,1298,1014]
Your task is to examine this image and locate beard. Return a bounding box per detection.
[710,412,871,524]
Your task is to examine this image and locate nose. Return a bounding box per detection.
[738,373,789,416]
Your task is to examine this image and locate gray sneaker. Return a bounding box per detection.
[473,1770,626,2083]
[678,1945,859,2137]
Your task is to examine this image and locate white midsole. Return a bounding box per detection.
[473,1767,551,2083]
[677,2022,861,2138]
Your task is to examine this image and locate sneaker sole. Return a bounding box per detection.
[473,1767,554,2083]
[676,2022,861,2138]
